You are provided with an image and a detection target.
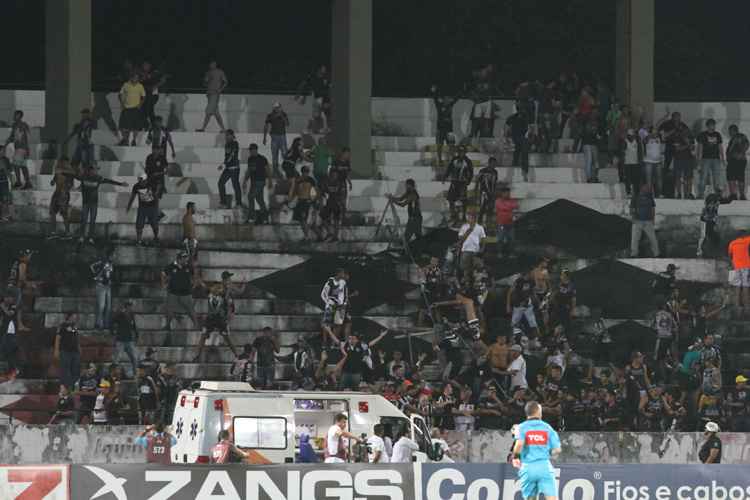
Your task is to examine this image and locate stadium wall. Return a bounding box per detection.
[3,425,749,465]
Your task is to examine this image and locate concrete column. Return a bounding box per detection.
[331,0,373,178]
[615,0,655,121]
[45,0,91,144]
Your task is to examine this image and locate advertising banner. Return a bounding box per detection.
[0,465,69,500]
[62,463,750,500]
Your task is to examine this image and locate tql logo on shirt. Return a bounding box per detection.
[525,430,549,445]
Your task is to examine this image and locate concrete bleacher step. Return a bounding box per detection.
[35,297,323,316]
[43,313,414,332]
[11,204,449,228]
[377,165,586,182]
[53,283,273,300]
[380,151,582,168]
[0,220,390,242]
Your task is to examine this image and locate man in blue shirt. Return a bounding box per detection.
[512,401,562,500]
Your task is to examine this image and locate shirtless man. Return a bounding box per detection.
[288,165,319,240]
[531,258,551,330]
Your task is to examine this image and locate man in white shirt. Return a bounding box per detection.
[367,424,390,463]
[508,344,528,389]
[390,432,420,463]
[320,268,348,346]
[457,212,486,283]
[325,413,361,463]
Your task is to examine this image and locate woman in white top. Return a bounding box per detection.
[325,413,361,463]
[642,126,664,197]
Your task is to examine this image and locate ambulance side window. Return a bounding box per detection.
[234,417,287,449]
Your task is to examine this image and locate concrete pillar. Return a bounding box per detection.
[45,0,91,144]
[615,0,655,121]
[331,0,373,178]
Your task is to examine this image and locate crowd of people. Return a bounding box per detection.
[0,61,746,437]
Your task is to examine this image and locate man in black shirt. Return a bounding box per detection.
[146,116,176,160]
[0,294,20,375]
[699,421,722,463]
[388,178,422,243]
[160,252,199,346]
[127,174,160,246]
[145,145,169,200]
[76,165,128,244]
[159,362,182,423]
[53,312,80,391]
[136,364,160,425]
[475,157,498,226]
[111,301,139,379]
[726,124,749,200]
[696,119,725,199]
[505,109,530,181]
[551,269,576,333]
[252,327,280,389]
[194,283,238,363]
[443,146,474,224]
[430,85,459,166]
[76,363,100,424]
[320,169,346,242]
[65,108,95,168]
[242,143,272,224]
[217,129,242,209]
[140,61,166,128]
[725,374,750,431]
[327,329,389,391]
[263,102,289,178]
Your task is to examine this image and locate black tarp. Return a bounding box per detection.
[515,199,631,257]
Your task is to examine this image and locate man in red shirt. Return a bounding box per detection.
[728,235,750,308]
[211,430,250,464]
[495,185,519,258]
[135,422,176,464]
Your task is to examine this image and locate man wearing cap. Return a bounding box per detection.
[725,374,750,431]
[127,173,160,246]
[699,421,722,463]
[160,252,199,346]
[263,102,289,178]
[242,143,272,224]
[217,129,241,209]
[65,108,95,169]
[111,301,139,378]
[92,379,112,425]
[193,283,238,363]
[508,344,528,390]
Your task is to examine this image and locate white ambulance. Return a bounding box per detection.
[170,381,445,464]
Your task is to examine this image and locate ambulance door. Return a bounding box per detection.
[226,396,295,464]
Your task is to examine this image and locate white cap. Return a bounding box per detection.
[272,102,281,108]
[138,173,147,181]
[705,421,720,433]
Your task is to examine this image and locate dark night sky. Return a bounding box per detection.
[2,0,748,99]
